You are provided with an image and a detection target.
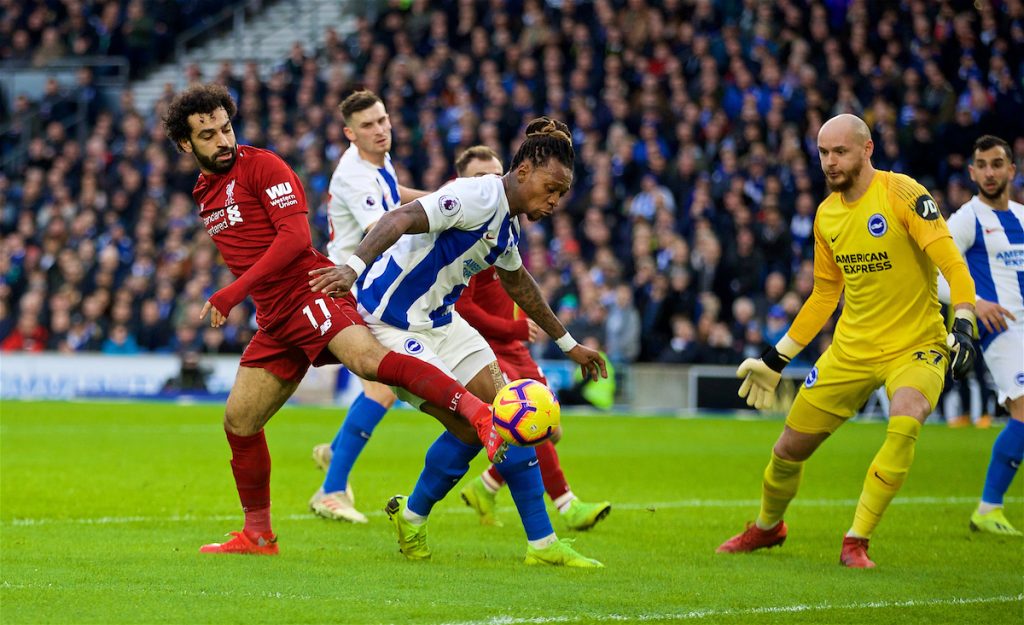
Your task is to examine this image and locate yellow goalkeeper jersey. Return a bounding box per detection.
[800,170,952,362]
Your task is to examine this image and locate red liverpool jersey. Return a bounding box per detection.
[456,266,530,349]
[192,145,332,328]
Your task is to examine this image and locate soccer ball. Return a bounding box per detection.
[492,379,560,446]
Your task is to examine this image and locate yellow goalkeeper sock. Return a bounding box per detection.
[850,415,921,538]
[756,452,804,529]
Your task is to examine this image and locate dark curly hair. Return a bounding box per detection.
[162,84,237,152]
[509,117,574,171]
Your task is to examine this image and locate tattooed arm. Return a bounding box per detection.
[496,265,607,380]
[309,202,430,294]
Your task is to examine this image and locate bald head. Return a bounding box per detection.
[818,114,871,146]
[817,114,874,194]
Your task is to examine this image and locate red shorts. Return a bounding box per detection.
[493,342,547,384]
[239,291,365,383]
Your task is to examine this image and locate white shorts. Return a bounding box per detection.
[360,307,497,408]
[983,323,1024,404]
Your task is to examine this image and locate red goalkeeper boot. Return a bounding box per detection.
[200,530,278,555]
[716,521,788,553]
[839,536,876,568]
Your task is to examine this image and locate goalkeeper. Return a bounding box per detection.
[717,114,978,568]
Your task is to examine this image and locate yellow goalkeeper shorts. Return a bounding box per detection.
[786,341,948,434]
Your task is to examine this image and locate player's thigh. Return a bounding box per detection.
[356,319,454,410]
[442,314,499,394]
[419,402,479,445]
[981,326,1024,406]
[465,361,505,404]
[360,378,397,407]
[883,342,948,417]
[225,365,300,435]
[325,324,392,380]
[791,347,880,429]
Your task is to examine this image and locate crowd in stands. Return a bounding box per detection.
[1,0,238,77]
[2,0,1024,374]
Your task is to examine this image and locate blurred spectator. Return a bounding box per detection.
[3,0,1022,368]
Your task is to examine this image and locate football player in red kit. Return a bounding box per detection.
[163,84,505,555]
[452,146,611,531]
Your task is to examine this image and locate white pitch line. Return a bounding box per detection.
[438,594,1024,625]
[4,496,1020,527]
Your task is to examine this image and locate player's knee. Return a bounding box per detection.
[889,387,931,421]
[348,350,385,382]
[223,409,262,436]
[363,382,397,408]
[773,429,824,462]
[447,420,479,446]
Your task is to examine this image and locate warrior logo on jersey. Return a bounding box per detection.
[867,213,888,238]
[439,195,461,216]
[804,366,819,388]
[914,195,939,221]
[404,338,424,355]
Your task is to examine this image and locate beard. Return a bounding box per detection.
[825,160,862,193]
[977,180,1007,201]
[194,144,237,174]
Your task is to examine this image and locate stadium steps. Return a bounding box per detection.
[131,0,355,114]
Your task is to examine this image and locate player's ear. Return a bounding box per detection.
[864,139,874,158]
[179,139,194,155]
[342,125,356,142]
[516,161,531,184]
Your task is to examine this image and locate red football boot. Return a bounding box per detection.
[839,536,875,568]
[716,521,788,553]
[473,406,508,463]
[199,530,279,555]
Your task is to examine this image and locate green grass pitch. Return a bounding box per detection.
[1,400,1021,624]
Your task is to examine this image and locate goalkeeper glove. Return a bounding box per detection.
[946,309,978,381]
[736,345,792,410]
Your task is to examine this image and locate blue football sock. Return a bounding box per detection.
[981,418,1024,506]
[495,445,554,541]
[323,393,387,493]
[407,431,480,517]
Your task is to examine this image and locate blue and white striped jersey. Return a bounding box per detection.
[358,175,523,330]
[946,195,1024,347]
[325,145,402,264]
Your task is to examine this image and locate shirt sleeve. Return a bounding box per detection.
[493,243,524,272]
[888,173,951,250]
[419,177,498,233]
[329,168,386,233]
[787,215,845,346]
[944,204,976,253]
[253,152,308,222]
[455,275,531,341]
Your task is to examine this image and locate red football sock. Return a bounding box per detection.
[536,440,570,501]
[225,429,272,537]
[485,464,505,488]
[376,352,491,431]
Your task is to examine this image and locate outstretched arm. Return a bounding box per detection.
[497,265,607,381]
[202,211,310,325]
[737,219,844,409]
[309,202,429,295]
[924,236,978,380]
